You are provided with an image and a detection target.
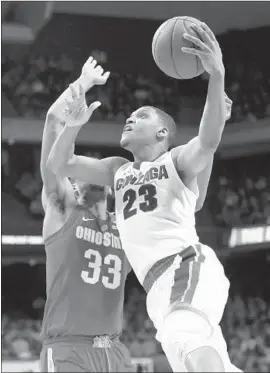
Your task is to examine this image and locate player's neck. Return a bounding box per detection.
[89,200,107,220]
[133,144,167,163]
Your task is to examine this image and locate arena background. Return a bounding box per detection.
[1,1,270,372]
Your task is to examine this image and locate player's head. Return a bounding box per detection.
[73,181,111,207]
[120,106,176,153]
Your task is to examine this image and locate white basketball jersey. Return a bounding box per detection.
[114,151,199,284]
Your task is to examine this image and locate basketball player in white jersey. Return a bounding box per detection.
[47,23,241,373]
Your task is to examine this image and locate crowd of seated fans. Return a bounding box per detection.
[205,154,270,227]
[225,59,270,124]
[2,27,270,124]
[1,53,190,121]
[2,276,270,372]
[222,295,270,372]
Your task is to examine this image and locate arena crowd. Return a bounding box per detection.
[2,26,270,124]
[2,252,270,372]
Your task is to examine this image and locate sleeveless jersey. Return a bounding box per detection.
[41,208,130,340]
[114,151,199,284]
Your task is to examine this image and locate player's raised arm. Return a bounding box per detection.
[47,58,128,186]
[195,156,213,212]
[174,23,227,181]
[195,93,232,211]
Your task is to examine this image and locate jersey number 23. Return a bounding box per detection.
[123,184,158,220]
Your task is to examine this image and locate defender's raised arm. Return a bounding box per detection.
[40,76,87,209]
[46,58,128,186]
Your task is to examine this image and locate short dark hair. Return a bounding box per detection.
[145,106,176,148]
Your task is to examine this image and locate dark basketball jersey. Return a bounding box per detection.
[41,207,131,340]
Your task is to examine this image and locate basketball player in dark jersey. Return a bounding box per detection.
[40,74,133,372]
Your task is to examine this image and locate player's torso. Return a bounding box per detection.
[114,151,199,283]
[41,208,130,340]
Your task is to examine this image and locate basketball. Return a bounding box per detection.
[152,16,205,80]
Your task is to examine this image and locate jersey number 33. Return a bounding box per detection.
[81,248,122,290]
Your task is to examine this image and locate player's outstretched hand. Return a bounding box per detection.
[224,92,232,121]
[80,56,110,88]
[62,83,101,128]
[182,23,224,76]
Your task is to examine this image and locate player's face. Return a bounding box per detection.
[77,182,108,207]
[120,107,161,151]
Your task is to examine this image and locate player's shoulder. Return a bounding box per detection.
[170,145,185,161]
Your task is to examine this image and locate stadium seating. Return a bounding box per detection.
[2,25,270,124]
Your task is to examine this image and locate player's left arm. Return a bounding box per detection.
[195,93,232,211]
[173,23,227,182]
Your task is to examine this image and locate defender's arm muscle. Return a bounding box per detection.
[40,114,67,209]
[47,123,128,186]
[60,154,128,186]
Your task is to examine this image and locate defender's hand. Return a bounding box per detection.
[182,23,224,76]
[80,56,110,90]
[62,84,101,128]
[225,92,232,121]
[46,81,88,122]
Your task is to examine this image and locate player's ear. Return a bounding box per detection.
[156,127,169,141]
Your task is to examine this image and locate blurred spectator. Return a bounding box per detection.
[2,313,42,359]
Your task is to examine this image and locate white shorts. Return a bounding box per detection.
[145,243,230,339]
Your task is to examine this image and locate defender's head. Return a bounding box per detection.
[120,106,176,153]
[73,181,111,207]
